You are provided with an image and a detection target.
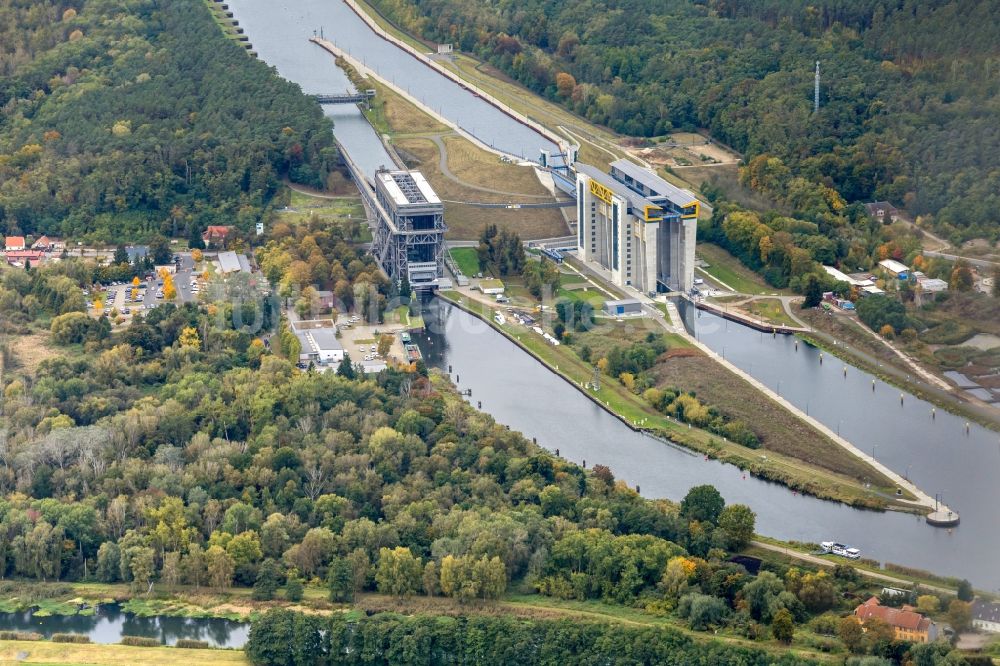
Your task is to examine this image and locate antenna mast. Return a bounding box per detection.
[814,61,820,113]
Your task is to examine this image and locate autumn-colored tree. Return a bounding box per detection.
[555,72,576,98]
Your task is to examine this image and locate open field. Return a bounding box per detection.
[449,247,480,276]
[0,641,247,666]
[395,137,567,240]
[742,298,799,328]
[697,243,786,295]
[441,135,552,196]
[442,291,910,509]
[276,187,370,241]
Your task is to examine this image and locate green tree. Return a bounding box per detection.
[956,579,974,602]
[253,559,282,601]
[285,574,304,602]
[948,599,972,632]
[327,556,354,602]
[422,560,439,596]
[718,504,755,549]
[337,352,356,379]
[802,274,824,308]
[838,616,865,654]
[375,546,422,597]
[206,544,235,591]
[680,485,725,525]
[771,607,794,644]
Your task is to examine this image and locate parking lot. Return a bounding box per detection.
[333,313,407,365]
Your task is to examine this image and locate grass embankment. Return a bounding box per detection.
[440,290,912,510]
[747,538,963,595]
[449,247,480,276]
[0,641,247,666]
[742,298,799,328]
[347,64,568,240]
[395,136,567,240]
[696,243,785,295]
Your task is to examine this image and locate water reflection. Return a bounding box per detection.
[0,604,248,648]
[418,298,999,589]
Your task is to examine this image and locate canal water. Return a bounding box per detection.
[225,0,998,588]
[227,0,560,164]
[0,604,248,647]
[418,300,999,590]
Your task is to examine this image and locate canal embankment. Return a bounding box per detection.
[339,0,566,152]
[434,290,932,514]
[310,37,518,163]
[662,302,955,523]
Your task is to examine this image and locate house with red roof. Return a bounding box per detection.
[202,225,234,248]
[4,236,25,251]
[855,597,939,643]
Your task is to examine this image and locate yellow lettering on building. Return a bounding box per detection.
[681,200,700,219]
[589,179,614,204]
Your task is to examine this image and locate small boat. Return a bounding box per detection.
[820,541,861,559]
[494,312,506,325]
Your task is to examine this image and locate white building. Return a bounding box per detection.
[291,321,344,366]
[972,600,1000,633]
[576,160,697,294]
[878,259,910,278]
[218,251,251,274]
[917,277,948,293]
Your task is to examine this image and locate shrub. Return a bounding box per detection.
[932,346,977,368]
[52,633,91,643]
[0,631,43,640]
[120,636,161,647]
[918,320,975,345]
[175,639,211,649]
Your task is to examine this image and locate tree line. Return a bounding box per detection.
[369,0,1000,243]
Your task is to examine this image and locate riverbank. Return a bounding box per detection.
[435,290,927,513]
[0,641,246,666]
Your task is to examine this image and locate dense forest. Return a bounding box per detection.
[369,0,1000,242]
[0,0,336,242]
[0,252,977,664]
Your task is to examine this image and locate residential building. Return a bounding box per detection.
[576,159,697,294]
[972,600,1000,633]
[865,201,900,223]
[31,235,55,250]
[315,290,335,311]
[3,249,45,266]
[854,597,938,643]
[878,259,910,279]
[202,225,234,247]
[3,236,25,251]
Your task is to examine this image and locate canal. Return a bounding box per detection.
[226,0,998,589]
[227,0,560,163]
[418,299,998,589]
[0,604,248,648]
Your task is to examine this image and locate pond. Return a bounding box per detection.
[0,603,249,648]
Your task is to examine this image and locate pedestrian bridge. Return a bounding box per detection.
[312,90,376,104]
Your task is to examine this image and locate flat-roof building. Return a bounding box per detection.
[218,251,251,274]
[576,159,697,294]
[603,298,643,317]
[372,169,446,289]
[291,320,344,366]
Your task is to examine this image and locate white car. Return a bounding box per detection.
[370,345,376,352]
